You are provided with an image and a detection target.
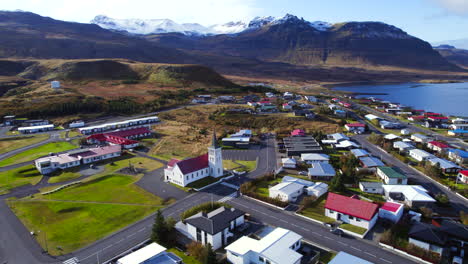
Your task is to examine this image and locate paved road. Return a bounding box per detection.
[0,132,59,161]
[353,134,468,213]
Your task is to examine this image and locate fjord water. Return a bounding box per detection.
[333,82,468,117]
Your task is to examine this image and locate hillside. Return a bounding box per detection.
[437,47,468,69]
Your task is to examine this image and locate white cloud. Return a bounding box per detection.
[430,0,468,16]
[2,0,261,25]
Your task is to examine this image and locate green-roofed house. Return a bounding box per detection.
[377,167,408,185]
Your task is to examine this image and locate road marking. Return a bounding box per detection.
[351,246,362,252]
[103,245,112,251]
[301,227,309,231]
[137,228,145,232]
[127,233,135,238]
[379,258,392,263]
[279,219,288,223]
[364,252,377,258]
[338,241,348,246]
[116,238,124,244]
[324,236,333,240]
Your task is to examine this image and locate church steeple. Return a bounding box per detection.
[211,129,219,149]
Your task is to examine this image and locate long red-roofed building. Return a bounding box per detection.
[86,127,152,149]
[324,193,379,230]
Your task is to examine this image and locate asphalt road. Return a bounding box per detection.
[0,131,59,162]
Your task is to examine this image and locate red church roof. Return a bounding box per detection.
[325,193,379,221]
[173,153,209,174]
[291,129,306,136]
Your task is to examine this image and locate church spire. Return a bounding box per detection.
[211,129,219,148]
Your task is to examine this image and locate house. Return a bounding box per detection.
[281,158,297,169]
[226,227,303,264]
[324,193,379,230]
[283,92,294,99]
[457,170,468,184]
[218,95,236,103]
[294,109,312,117]
[18,124,54,134]
[449,123,468,130]
[222,129,252,149]
[283,136,322,156]
[308,163,336,180]
[359,182,383,194]
[401,128,410,135]
[448,129,468,137]
[86,127,152,149]
[448,149,468,164]
[282,103,293,110]
[68,121,85,128]
[376,167,407,185]
[359,157,385,169]
[328,252,374,264]
[78,116,159,135]
[344,123,366,134]
[393,141,415,153]
[116,242,182,264]
[428,116,449,123]
[328,104,338,110]
[411,133,430,143]
[164,132,224,187]
[306,182,328,198]
[408,115,425,122]
[334,140,360,150]
[305,95,317,102]
[427,141,450,153]
[21,119,49,127]
[382,185,435,208]
[269,182,304,202]
[378,202,404,223]
[291,129,306,137]
[326,133,349,142]
[334,109,347,117]
[185,206,245,250]
[365,114,380,121]
[35,145,122,174]
[384,134,400,141]
[409,149,435,162]
[380,120,403,129]
[452,118,468,124]
[427,158,461,173]
[281,176,315,187]
[301,153,330,164]
[350,149,370,158]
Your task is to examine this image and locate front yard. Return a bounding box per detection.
[0,165,43,194]
[298,197,335,223]
[340,223,367,235]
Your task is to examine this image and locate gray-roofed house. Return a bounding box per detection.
[308,163,336,180]
[359,157,385,169]
[350,149,370,158]
[185,207,245,250]
[393,141,415,153]
[359,182,383,194]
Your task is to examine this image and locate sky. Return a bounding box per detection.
[2,0,468,42]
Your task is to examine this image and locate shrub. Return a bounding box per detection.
[419,207,433,219]
[180,202,230,220]
[187,241,206,261]
[435,193,449,206]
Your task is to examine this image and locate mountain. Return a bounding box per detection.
[435,46,468,69]
[148,14,461,71]
[433,38,468,50]
[0,11,192,63]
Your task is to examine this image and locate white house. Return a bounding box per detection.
[68,121,85,128]
[393,141,414,153]
[281,158,297,169]
[308,162,336,180]
[457,170,468,184]
[324,193,379,230]
[378,202,404,223]
[409,149,435,162]
[165,132,223,187]
[300,153,330,164]
[305,95,318,102]
[18,124,54,134]
[359,182,383,194]
[51,80,60,89]
[401,128,410,135]
[269,182,304,202]
[359,157,385,169]
[117,242,181,264]
[334,140,360,150]
[306,182,328,198]
[226,227,303,264]
[344,123,366,134]
[350,149,369,158]
[448,149,468,165]
[376,167,408,185]
[382,185,435,208]
[185,207,245,250]
[384,134,400,141]
[411,133,430,143]
[427,158,461,173]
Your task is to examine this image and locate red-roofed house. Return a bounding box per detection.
[291,129,306,137]
[427,141,450,153]
[164,132,224,187]
[425,112,442,116]
[428,116,449,122]
[344,123,366,134]
[408,115,425,121]
[324,193,379,230]
[378,202,404,223]
[457,170,468,184]
[86,127,152,149]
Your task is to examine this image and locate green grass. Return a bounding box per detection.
[223,160,257,172]
[167,248,201,264]
[0,134,50,154]
[47,170,82,184]
[348,187,385,202]
[186,176,221,189]
[8,174,169,255]
[319,251,337,263]
[299,197,335,223]
[255,177,283,197]
[0,142,77,167]
[340,223,367,235]
[0,165,43,194]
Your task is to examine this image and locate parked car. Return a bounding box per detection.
[298,171,308,176]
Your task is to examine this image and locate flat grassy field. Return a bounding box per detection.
[0,134,49,154]
[340,223,367,235]
[47,170,82,184]
[0,165,43,194]
[8,174,169,255]
[223,160,257,172]
[0,142,77,167]
[255,177,283,197]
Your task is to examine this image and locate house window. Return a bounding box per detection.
[349,216,354,220]
[266,260,271,264]
[356,218,361,222]
[329,210,334,213]
[259,256,265,262]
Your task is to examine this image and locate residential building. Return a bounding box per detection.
[334,140,360,150]
[448,149,468,164]
[359,157,385,169]
[324,193,379,230]
[86,127,152,149]
[457,170,468,184]
[117,242,181,264]
[326,133,349,142]
[427,158,461,173]
[448,129,468,137]
[78,116,159,135]
[21,119,49,127]
[69,121,85,128]
[291,129,306,137]
[51,81,61,89]
[305,95,317,102]
[401,128,410,135]
[35,145,122,174]
[329,252,374,264]
[452,118,468,124]
[350,149,369,158]
[301,153,330,164]
[281,158,297,169]
[382,185,435,208]
[18,124,54,134]
[344,123,366,134]
[409,149,435,162]
[334,109,347,117]
[164,132,223,187]
[376,167,408,185]
[378,202,404,223]
[226,227,303,264]
[449,123,468,130]
[281,176,315,187]
[359,182,383,194]
[308,162,336,180]
[283,136,322,156]
[306,182,328,198]
[185,206,245,250]
[365,114,380,121]
[384,134,400,141]
[393,141,415,153]
[282,103,293,110]
[411,133,430,143]
[222,129,252,149]
[380,120,403,129]
[269,182,304,202]
[427,141,450,153]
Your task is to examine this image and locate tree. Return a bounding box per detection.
[368,133,384,145]
[424,163,442,178]
[151,210,168,245]
[165,217,177,247]
[203,244,217,264]
[435,193,449,207]
[330,174,345,192]
[187,241,206,261]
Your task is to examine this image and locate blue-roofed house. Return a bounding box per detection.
[308,163,336,180]
[448,149,468,165]
[448,129,468,137]
[334,109,347,118]
[359,157,385,169]
[350,149,370,158]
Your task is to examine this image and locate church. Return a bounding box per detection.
[164,131,224,187]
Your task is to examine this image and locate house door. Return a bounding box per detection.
[337,214,342,221]
[221,231,225,246]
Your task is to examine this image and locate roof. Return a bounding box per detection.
[167,159,180,167]
[411,133,428,139]
[345,123,365,127]
[409,149,434,158]
[460,170,468,177]
[79,116,159,132]
[282,176,315,187]
[382,185,435,202]
[350,149,369,157]
[291,129,306,136]
[448,149,468,158]
[377,167,407,179]
[449,129,468,133]
[106,127,151,138]
[428,158,460,170]
[185,207,244,235]
[117,242,167,264]
[225,227,303,264]
[307,182,329,192]
[384,134,400,140]
[359,157,385,168]
[428,116,448,120]
[428,141,450,149]
[335,140,360,149]
[393,141,414,149]
[36,145,121,165]
[308,163,336,177]
[301,153,330,161]
[18,124,54,130]
[380,202,403,213]
[328,252,374,264]
[440,220,468,241]
[365,114,380,120]
[359,182,383,189]
[173,154,209,175]
[409,222,447,246]
[281,158,297,164]
[329,133,349,141]
[325,193,378,221]
[270,182,304,194]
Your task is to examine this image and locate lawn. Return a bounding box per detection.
[8,174,169,255]
[0,165,43,194]
[319,251,337,264]
[47,170,82,184]
[223,160,257,172]
[0,142,77,167]
[104,156,164,174]
[167,248,201,264]
[0,134,50,155]
[187,176,221,189]
[348,187,386,202]
[340,223,367,235]
[299,197,335,223]
[255,177,283,197]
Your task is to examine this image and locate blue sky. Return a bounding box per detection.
[2,0,468,42]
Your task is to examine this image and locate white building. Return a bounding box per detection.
[185,207,245,250]
[35,145,121,174]
[409,149,435,162]
[308,162,336,180]
[376,167,408,185]
[427,158,461,173]
[226,227,303,264]
[393,141,414,153]
[269,182,304,202]
[359,182,383,194]
[281,158,297,169]
[301,153,330,164]
[117,242,181,264]
[306,182,328,198]
[68,121,85,128]
[51,81,60,89]
[18,124,54,134]
[382,185,435,208]
[78,116,159,135]
[164,132,223,187]
[401,128,410,135]
[350,149,369,158]
[411,133,430,143]
[324,193,379,230]
[334,140,360,150]
[378,202,404,223]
